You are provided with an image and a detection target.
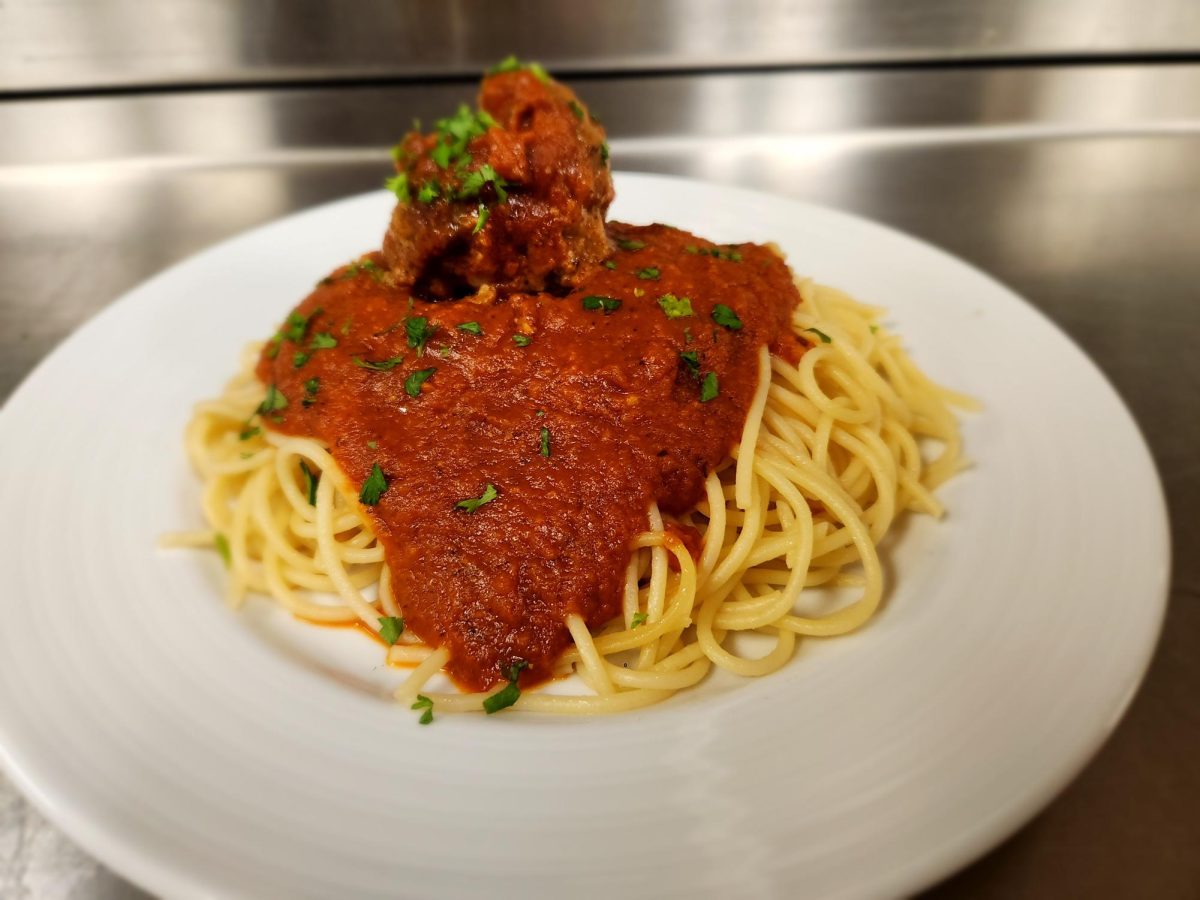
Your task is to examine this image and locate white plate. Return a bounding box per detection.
[0,174,1169,899]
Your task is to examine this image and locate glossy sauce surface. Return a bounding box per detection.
[259,224,804,690]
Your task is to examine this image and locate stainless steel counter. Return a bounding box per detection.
[1,62,1198,898]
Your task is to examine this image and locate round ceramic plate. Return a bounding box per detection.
[0,174,1169,899]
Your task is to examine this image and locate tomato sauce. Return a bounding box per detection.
[257,224,804,690]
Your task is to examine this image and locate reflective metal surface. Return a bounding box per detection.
[3,0,1200,93]
[1,63,1198,898]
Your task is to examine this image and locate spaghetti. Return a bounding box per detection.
[165,279,973,715]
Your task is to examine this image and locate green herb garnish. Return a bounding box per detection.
[404,367,436,397]
[214,532,231,567]
[302,377,319,407]
[483,660,530,714]
[603,260,617,270]
[616,238,645,251]
[457,321,483,335]
[417,180,441,203]
[539,426,551,457]
[805,327,832,344]
[378,616,405,646]
[293,351,310,369]
[473,204,490,234]
[385,173,411,203]
[411,694,434,725]
[636,266,660,280]
[359,463,388,506]
[352,354,405,371]
[405,316,435,355]
[679,350,701,376]
[582,295,621,314]
[568,100,584,120]
[310,332,337,350]
[631,612,648,628]
[513,334,532,347]
[239,425,261,441]
[657,294,694,319]
[712,304,743,331]
[457,164,508,203]
[299,460,319,506]
[366,440,378,450]
[257,383,287,414]
[700,371,719,402]
[600,142,610,164]
[456,482,498,513]
[488,56,550,83]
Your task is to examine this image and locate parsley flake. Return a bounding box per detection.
[457,321,483,336]
[367,440,378,450]
[293,351,310,369]
[299,460,319,506]
[417,180,441,203]
[473,203,490,234]
[456,482,498,514]
[632,612,648,628]
[359,463,388,505]
[310,332,337,350]
[582,295,621,314]
[700,371,719,402]
[568,100,585,120]
[302,378,319,407]
[405,316,435,355]
[712,304,744,331]
[404,367,436,397]
[385,173,411,203]
[805,327,832,344]
[513,334,532,347]
[657,294,694,318]
[483,659,529,714]
[457,164,508,203]
[600,142,610,164]
[257,384,287,414]
[352,354,405,371]
[636,266,660,280]
[411,694,434,725]
[378,616,405,646]
[239,425,262,441]
[539,426,551,457]
[616,238,645,251]
[214,532,231,567]
[603,260,617,270]
[679,350,701,375]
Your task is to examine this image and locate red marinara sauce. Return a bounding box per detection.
[257,224,805,691]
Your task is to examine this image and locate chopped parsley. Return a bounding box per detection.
[302,377,319,407]
[341,259,383,282]
[417,180,441,203]
[685,244,743,262]
[582,295,621,314]
[238,425,262,441]
[473,204,490,234]
[404,367,436,397]
[711,304,743,331]
[600,141,610,165]
[457,164,508,203]
[869,324,879,334]
[430,141,453,169]
[352,354,405,371]
[488,56,550,83]
[700,371,719,402]
[385,173,411,204]
[340,319,352,336]
[636,266,660,280]
[482,660,530,714]
[292,351,310,369]
[282,307,321,343]
[310,332,337,350]
[568,100,585,120]
[405,316,435,355]
[603,260,617,270]
[367,440,378,450]
[631,612,648,628]
[378,616,405,646]
[657,294,694,319]
[805,326,832,344]
[616,238,645,251]
[359,463,388,505]
[266,334,283,359]
[679,350,701,376]
[299,460,319,505]
[512,334,532,347]
[411,694,434,725]
[214,532,231,567]
[539,426,551,457]
[457,321,483,336]
[257,383,287,414]
[456,482,498,513]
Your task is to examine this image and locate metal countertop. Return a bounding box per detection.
[1,62,1197,898]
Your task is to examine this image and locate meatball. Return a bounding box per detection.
[382,63,614,298]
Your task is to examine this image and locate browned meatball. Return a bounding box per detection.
[382,63,614,297]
